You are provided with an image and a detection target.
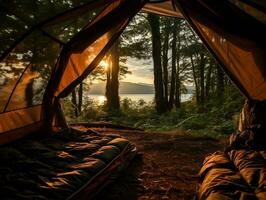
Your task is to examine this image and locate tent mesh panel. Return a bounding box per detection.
[0,8,29,58]
[43,7,105,43]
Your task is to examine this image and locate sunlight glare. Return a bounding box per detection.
[97,95,106,105]
[99,60,109,71]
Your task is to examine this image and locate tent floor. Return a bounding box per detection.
[76,125,225,200]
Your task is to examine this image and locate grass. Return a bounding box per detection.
[62,95,243,139]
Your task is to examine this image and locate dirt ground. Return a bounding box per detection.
[90,127,227,200]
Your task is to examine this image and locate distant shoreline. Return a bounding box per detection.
[88,93,155,95]
[88,93,193,95]
[89,81,194,95]
[87,93,193,104]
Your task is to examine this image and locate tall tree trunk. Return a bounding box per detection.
[71,89,78,117]
[217,66,224,101]
[175,22,181,108]
[169,20,177,110]
[205,60,213,101]
[199,52,205,106]
[190,55,200,104]
[148,14,167,113]
[162,19,170,104]
[105,60,111,108]
[175,72,181,108]
[109,40,120,111]
[78,82,83,114]
[175,45,181,108]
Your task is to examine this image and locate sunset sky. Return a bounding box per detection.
[122,57,154,84]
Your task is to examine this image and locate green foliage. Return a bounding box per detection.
[62,87,244,139]
[121,98,132,111]
[120,13,151,59]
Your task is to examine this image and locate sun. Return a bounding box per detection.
[99,60,109,71]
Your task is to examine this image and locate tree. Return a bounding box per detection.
[104,14,151,111]
[169,19,178,109]
[216,66,224,101]
[105,66,111,108]
[78,82,83,114]
[71,89,78,117]
[147,14,167,113]
[106,40,120,111]
[180,20,236,111]
[161,18,171,104]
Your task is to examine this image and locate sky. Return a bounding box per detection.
[122,57,154,84]
[95,56,193,87]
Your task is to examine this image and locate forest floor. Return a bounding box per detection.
[88,126,227,200]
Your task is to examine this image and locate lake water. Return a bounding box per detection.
[88,94,192,105]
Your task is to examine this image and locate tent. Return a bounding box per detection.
[0,0,265,145]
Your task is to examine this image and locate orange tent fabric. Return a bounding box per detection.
[0,0,146,144]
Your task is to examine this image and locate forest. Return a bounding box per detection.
[62,13,245,138]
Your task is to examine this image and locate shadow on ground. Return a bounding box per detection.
[93,128,226,200]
